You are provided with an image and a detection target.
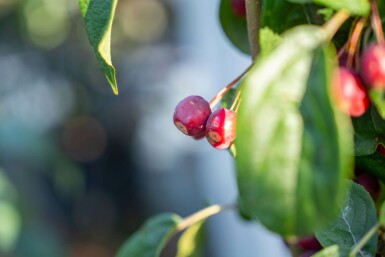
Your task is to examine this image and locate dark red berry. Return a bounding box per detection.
[206,108,236,149]
[231,0,246,17]
[360,43,385,89]
[354,171,380,201]
[333,67,370,117]
[377,144,385,156]
[298,236,322,251]
[173,95,212,136]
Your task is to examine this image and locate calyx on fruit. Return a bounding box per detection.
[206,108,237,149]
[173,95,212,136]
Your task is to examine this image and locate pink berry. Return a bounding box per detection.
[333,67,370,117]
[206,108,236,149]
[298,236,322,251]
[173,95,212,136]
[231,0,246,17]
[354,170,380,201]
[360,43,385,89]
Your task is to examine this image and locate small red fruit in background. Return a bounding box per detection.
[377,144,385,156]
[298,236,322,251]
[360,43,385,89]
[333,67,370,117]
[230,0,246,17]
[354,170,381,201]
[173,95,212,136]
[206,108,236,149]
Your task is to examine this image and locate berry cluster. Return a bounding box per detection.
[173,95,237,149]
[333,42,385,117]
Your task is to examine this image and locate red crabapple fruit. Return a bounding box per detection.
[360,43,385,89]
[206,108,236,149]
[354,171,380,201]
[333,67,370,117]
[173,95,212,136]
[231,0,246,17]
[298,236,322,251]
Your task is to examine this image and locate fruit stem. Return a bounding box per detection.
[322,9,350,42]
[371,0,384,44]
[209,65,251,109]
[176,203,236,232]
[347,18,367,68]
[230,90,241,111]
[245,0,262,59]
[349,223,379,257]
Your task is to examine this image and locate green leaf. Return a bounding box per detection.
[313,0,370,16]
[315,181,378,257]
[356,152,385,183]
[354,134,378,156]
[176,221,205,257]
[115,213,182,257]
[352,108,377,138]
[236,25,354,236]
[288,0,370,16]
[261,1,324,34]
[312,245,340,257]
[370,89,385,119]
[352,108,380,156]
[259,28,283,58]
[379,201,385,227]
[221,88,238,109]
[78,0,119,95]
[219,0,249,54]
[371,105,385,134]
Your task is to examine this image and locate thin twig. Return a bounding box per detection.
[230,90,241,111]
[245,0,262,59]
[371,0,384,44]
[209,65,251,109]
[349,223,379,257]
[176,204,236,232]
[322,9,350,42]
[347,18,367,68]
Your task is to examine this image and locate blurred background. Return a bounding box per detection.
[0,0,290,256]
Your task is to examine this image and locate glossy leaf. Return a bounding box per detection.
[78,0,119,95]
[115,213,182,257]
[221,88,238,109]
[352,108,380,156]
[356,152,385,183]
[312,245,340,257]
[370,89,385,119]
[261,1,324,34]
[259,28,282,57]
[176,221,205,257]
[354,134,378,156]
[371,106,385,134]
[236,25,353,236]
[379,201,385,227]
[288,0,370,16]
[314,0,370,16]
[315,182,377,257]
[219,0,249,54]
